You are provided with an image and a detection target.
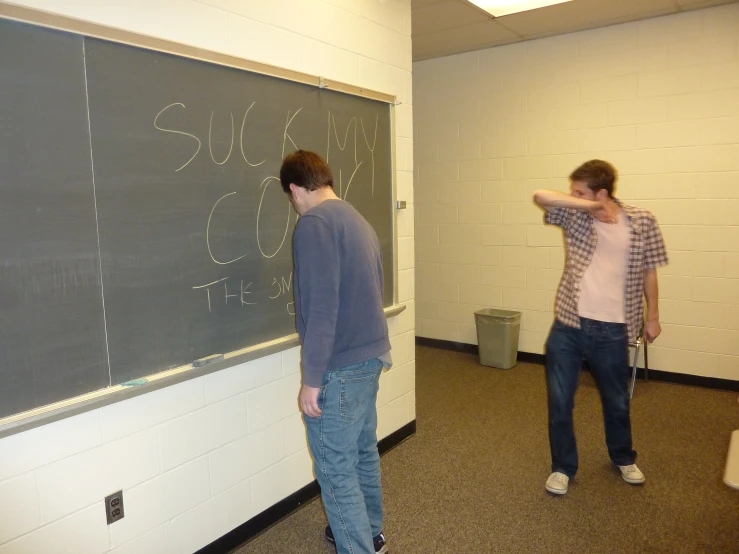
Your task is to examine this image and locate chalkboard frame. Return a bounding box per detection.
[0,2,405,438]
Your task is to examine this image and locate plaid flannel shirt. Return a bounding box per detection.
[545,200,668,343]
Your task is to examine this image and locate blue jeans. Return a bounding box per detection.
[304,359,384,554]
[545,318,636,478]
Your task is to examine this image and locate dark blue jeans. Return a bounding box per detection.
[545,318,636,478]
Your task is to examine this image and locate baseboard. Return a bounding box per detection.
[416,337,739,393]
[638,370,739,392]
[414,336,480,356]
[378,419,417,455]
[196,420,417,554]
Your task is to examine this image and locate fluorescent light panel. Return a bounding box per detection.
[468,0,574,18]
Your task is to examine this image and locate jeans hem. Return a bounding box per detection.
[551,467,576,479]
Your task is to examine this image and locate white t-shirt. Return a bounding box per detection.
[577,210,630,323]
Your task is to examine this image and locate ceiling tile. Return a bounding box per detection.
[497,0,677,39]
[412,0,491,36]
[413,19,522,60]
[677,0,739,8]
[411,0,448,8]
[410,0,739,61]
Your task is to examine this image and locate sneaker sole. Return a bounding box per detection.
[621,475,645,485]
[545,485,568,495]
[325,532,388,554]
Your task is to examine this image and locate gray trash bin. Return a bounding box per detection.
[474,309,521,369]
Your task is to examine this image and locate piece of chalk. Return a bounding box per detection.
[193,353,224,367]
[122,379,149,387]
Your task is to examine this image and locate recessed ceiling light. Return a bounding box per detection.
[467,0,574,18]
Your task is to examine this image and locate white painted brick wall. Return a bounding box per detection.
[0,0,414,552]
[413,4,739,381]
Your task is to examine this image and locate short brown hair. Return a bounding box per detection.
[280,150,334,194]
[570,159,617,198]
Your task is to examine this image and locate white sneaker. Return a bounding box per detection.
[618,464,645,484]
[545,472,570,495]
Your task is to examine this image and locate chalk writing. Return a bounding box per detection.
[240,280,256,306]
[256,176,293,259]
[224,280,238,305]
[192,277,228,313]
[191,274,293,313]
[328,112,376,200]
[154,102,383,316]
[206,192,246,265]
[360,114,378,195]
[269,273,293,300]
[282,108,302,160]
[269,278,281,299]
[153,103,201,172]
[208,111,234,165]
[240,102,266,167]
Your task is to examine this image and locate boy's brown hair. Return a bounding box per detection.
[570,159,617,198]
[280,150,334,194]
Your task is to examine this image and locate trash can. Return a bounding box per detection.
[474,309,521,369]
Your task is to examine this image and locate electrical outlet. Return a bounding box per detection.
[105,490,125,525]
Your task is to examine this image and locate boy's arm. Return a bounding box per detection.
[534,190,616,223]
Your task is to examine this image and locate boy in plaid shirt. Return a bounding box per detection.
[534,159,668,495]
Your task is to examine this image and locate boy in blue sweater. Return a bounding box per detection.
[280,150,391,554]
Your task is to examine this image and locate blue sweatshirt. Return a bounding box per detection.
[293,199,391,387]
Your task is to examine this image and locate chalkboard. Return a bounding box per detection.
[0,20,110,418]
[0,17,395,419]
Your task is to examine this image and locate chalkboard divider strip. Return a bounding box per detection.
[390,106,399,305]
[81,36,113,386]
[0,305,406,439]
[0,1,397,105]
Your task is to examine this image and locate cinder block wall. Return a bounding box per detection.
[413,4,739,381]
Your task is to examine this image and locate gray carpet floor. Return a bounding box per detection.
[238,345,739,554]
